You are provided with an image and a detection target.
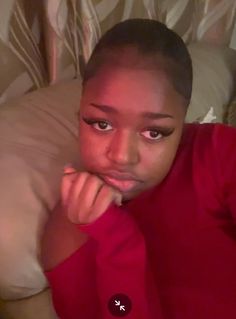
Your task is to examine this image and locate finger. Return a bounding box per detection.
[74,175,104,222]
[114,192,122,206]
[61,166,78,207]
[91,185,122,222]
[63,164,77,175]
[80,175,104,207]
[65,172,89,222]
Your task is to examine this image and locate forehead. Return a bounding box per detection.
[81,66,185,119]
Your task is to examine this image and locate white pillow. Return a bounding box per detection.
[187,42,236,123]
[0,79,81,300]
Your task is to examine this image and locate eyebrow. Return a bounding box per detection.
[90,103,173,119]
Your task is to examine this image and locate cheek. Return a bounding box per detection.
[78,125,105,164]
[144,151,172,181]
[143,138,181,184]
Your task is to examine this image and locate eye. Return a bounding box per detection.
[94,121,112,131]
[83,118,174,142]
[141,130,163,141]
[83,118,112,131]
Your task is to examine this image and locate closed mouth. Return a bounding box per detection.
[101,171,140,181]
[100,174,141,192]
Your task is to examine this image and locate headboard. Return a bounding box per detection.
[0,0,235,102]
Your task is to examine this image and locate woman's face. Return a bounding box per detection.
[78,65,186,202]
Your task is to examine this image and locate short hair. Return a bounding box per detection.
[82,19,193,106]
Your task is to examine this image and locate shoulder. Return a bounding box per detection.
[182,123,236,154]
[182,123,236,197]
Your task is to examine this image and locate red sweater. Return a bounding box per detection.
[45,123,236,319]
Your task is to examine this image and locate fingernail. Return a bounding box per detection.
[63,171,78,176]
[63,164,77,174]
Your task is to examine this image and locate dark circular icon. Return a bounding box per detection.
[108,293,132,317]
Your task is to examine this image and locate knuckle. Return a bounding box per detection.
[88,174,104,185]
[102,184,112,194]
[77,171,87,179]
[101,184,114,196]
[74,171,88,183]
[81,171,89,177]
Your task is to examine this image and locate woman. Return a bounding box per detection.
[41,19,236,319]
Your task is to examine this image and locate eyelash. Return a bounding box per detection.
[82,117,174,141]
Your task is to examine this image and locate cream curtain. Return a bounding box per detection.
[0,0,235,103]
[0,0,47,104]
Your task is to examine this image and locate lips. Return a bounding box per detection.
[102,171,140,180]
[102,175,141,192]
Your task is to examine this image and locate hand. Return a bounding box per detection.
[61,166,123,225]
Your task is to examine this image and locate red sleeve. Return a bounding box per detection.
[213,124,236,222]
[78,204,163,318]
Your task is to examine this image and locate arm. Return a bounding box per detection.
[79,203,163,319]
[41,202,88,272]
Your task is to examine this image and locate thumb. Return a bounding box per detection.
[114,191,123,207]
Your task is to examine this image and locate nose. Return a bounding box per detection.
[107,130,139,166]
